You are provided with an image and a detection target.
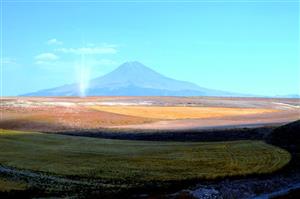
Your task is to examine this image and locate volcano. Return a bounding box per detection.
[24,61,236,96]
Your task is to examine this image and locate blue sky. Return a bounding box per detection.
[2,0,299,96]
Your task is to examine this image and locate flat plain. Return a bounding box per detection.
[1,96,299,132]
[0,96,299,197]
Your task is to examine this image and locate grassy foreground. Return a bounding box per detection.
[0,129,290,185]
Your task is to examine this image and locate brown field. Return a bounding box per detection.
[0,96,299,132]
[0,102,155,132]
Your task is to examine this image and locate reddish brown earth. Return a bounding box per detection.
[0,99,155,132]
[0,97,299,133]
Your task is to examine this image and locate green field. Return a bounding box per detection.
[0,129,291,186]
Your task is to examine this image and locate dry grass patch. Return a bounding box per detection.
[91,106,278,120]
[0,129,290,185]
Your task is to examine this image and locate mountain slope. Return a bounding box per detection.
[24,61,236,97]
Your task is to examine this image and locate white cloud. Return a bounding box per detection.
[34,42,118,68]
[56,46,117,55]
[1,57,17,65]
[34,53,59,65]
[47,38,63,45]
[35,53,59,61]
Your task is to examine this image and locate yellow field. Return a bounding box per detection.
[0,129,290,185]
[91,106,277,120]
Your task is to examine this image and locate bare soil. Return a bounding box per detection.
[1,96,299,133]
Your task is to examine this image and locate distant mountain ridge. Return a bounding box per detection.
[274,94,300,99]
[24,61,240,97]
